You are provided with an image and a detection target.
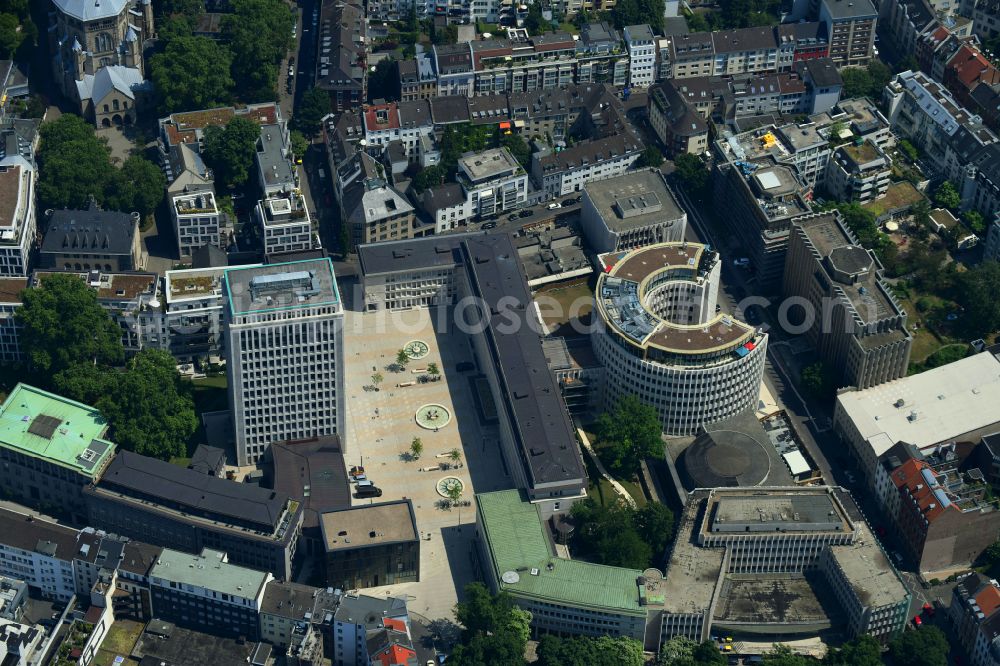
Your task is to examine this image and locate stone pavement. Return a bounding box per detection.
[341,306,515,620]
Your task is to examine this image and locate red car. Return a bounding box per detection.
[913,615,923,628]
[923,603,936,617]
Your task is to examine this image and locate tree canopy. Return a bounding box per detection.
[570,498,674,569]
[823,635,883,666]
[955,261,1000,339]
[637,146,665,169]
[151,35,234,114]
[840,61,893,100]
[16,273,124,376]
[294,87,332,137]
[658,637,726,666]
[96,350,198,460]
[673,152,710,200]
[612,0,665,32]
[202,116,261,190]
[888,626,949,666]
[933,181,960,210]
[595,394,663,473]
[222,0,294,101]
[536,635,644,666]
[449,583,530,666]
[37,115,164,215]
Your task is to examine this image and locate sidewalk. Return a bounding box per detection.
[575,427,636,508]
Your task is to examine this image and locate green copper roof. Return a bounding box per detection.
[476,490,646,615]
[0,383,115,478]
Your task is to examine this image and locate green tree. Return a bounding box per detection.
[888,626,949,666]
[824,635,883,666]
[411,165,446,193]
[841,61,892,99]
[956,261,1000,338]
[96,350,198,460]
[634,501,675,560]
[500,134,531,169]
[449,447,462,463]
[837,202,882,248]
[290,130,309,162]
[762,645,812,666]
[933,180,961,210]
[570,499,653,568]
[801,360,837,399]
[612,0,666,31]
[674,152,710,200]
[524,2,547,35]
[37,115,114,210]
[636,146,665,169]
[963,210,986,234]
[537,635,644,666]
[368,58,399,103]
[151,35,234,113]
[898,139,919,162]
[105,155,166,217]
[396,348,410,368]
[52,362,113,405]
[410,437,423,459]
[201,116,260,189]
[16,274,124,375]
[428,362,440,378]
[658,636,697,665]
[922,344,969,370]
[223,0,294,100]
[0,12,23,57]
[294,87,331,137]
[450,583,530,666]
[160,0,205,15]
[338,221,351,255]
[595,394,663,473]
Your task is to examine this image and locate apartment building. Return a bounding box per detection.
[85,449,303,578]
[783,212,911,391]
[148,548,271,640]
[224,260,345,465]
[258,580,318,648]
[647,82,710,157]
[577,22,629,87]
[624,24,656,89]
[315,1,366,112]
[593,243,767,436]
[0,278,25,363]
[819,0,877,66]
[987,212,1000,262]
[0,508,93,601]
[398,56,437,102]
[255,193,316,257]
[142,267,229,361]
[579,169,687,253]
[341,153,416,247]
[0,121,36,277]
[0,384,116,522]
[171,189,220,258]
[530,131,643,197]
[457,148,528,217]
[824,139,892,202]
[943,43,1000,110]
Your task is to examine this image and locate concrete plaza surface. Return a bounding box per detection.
[342,306,514,620]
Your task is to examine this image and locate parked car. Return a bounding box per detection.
[547,202,561,210]
[482,221,497,229]
[356,485,383,498]
[913,614,922,628]
[518,210,532,218]
[508,214,518,221]
[349,465,365,478]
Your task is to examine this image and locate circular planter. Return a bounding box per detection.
[415,404,451,430]
[403,340,430,360]
[436,476,465,498]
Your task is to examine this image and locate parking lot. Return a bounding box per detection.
[342,305,514,619]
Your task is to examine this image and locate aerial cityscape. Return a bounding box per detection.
[0,0,997,664]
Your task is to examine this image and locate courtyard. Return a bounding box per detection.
[342,305,514,619]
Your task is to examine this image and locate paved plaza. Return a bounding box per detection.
[342,305,514,619]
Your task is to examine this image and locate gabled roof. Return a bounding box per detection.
[76,65,148,104]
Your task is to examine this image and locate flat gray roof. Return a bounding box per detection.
[713,575,828,625]
[256,124,295,189]
[822,0,877,19]
[357,233,480,275]
[319,500,418,552]
[583,169,685,232]
[708,490,851,534]
[225,259,339,316]
[151,548,270,599]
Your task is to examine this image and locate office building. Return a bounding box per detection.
[224,260,345,465]
[579,169,687,253]
[457,148,528,218]
[40,202,144,272]
[255,193,316,258]
[358,235,587,515]
[951,574,1000,664]
[712,147,811,289]
[593,243,767,436]
[0,508,88,601]
[319,501,420,590]
[476,486,909,650]
[624,25,656,89]
[782,212,911,390]
[329,592,410,666]
[0,384,116,521]
[833,349,1000,488]
[172,189,221,258]
[85,449,303,579]
[818,0,877,67]
[148,548,271,640]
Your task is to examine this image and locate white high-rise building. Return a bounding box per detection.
[224,259,345,465]
[624,24,656,89]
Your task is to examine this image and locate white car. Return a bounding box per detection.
[547,202,561,210]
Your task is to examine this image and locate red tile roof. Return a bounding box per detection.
[948,45,1000,91]
[373,643,416,666]
[382,617,407,633]
[364,103,400,132]
[977,585,1000,618]
[892,459,948,523]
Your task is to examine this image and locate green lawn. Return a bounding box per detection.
[582,431,649,508]
[191,374,227,415]
[90,619,144,666]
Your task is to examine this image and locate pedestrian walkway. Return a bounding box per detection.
[575,427,636,508]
